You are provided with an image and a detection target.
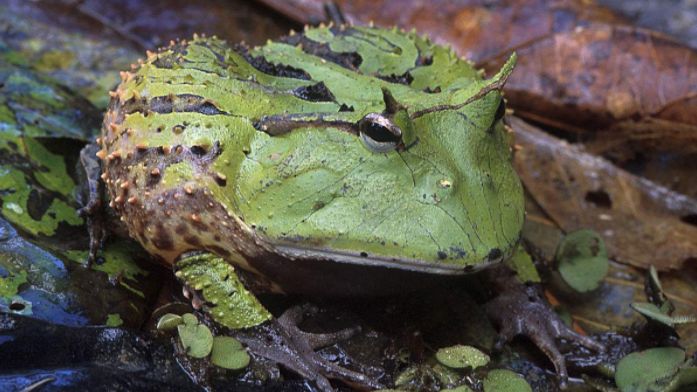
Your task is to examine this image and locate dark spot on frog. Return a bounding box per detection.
[7,141,18,151]
[291,82,336,102]
[152,224,174,250]
[339,104,354,112]
[175,223,188,235]
[148,94,226,115]
[172,124,185,134]
[360,252,368,257]
[585,189,612,208]
[437,251,448,260]
[191,219,209,232]
[450,246,467,259]
[214,235,221,242]
[416,54,433,66]
[312,201,325,211]
[238,45,311,79]
[423,86,441,93]
[487,248,502,262]
[213,174,227,187]
[156,126,164,133]
[184,235,202,246]
[152,43,188,68]
[281,32,362,70]
[379,71,414,85]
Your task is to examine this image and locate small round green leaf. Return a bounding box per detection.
[156,313,183,331]
[177,322,213,358]
[555,229,609,292]
[615,347,685,392]
[631,302,697,327]
[483,369,532,392]
[210,336,250,370]
[181,313,199,326]
[435,345,490,369]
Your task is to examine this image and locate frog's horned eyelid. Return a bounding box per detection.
[409,70,512,119]
[381,87,404,115]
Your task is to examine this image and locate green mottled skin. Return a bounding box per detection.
[100,26,524,292]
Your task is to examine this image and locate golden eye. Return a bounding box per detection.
[357,113,402,153]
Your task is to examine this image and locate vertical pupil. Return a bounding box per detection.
[364,122,399,143]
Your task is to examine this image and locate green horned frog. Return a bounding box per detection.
[86,25,601,390]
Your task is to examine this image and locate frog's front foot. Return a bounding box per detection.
[236,304,382,392]
[175,253,381,391]
[485,277,604,388]
[78,143,107,266]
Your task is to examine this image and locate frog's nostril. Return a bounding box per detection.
[190,145,208,155]
[487,248,502,262]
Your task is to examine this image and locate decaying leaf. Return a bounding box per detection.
[511,116,697,271]
[555,229,609,292]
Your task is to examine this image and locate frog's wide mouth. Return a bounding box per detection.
[272,244,504,276]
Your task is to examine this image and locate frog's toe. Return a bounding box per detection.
[277,304,361,350]
[486,282,602,388]
[236,308,382,392]
[78,143,107,267]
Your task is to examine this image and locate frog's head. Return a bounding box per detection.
[231,51,524,274]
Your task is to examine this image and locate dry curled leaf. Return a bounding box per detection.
[511,116,697,271]
[482,24,697,152]
[72,0,293,50]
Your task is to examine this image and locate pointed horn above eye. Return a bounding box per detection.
[410,53,517,119]
[381,87,405,115]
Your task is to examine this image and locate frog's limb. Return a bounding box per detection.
[174,252,382,392]
[77,143,107,266]
[484,255,603,388]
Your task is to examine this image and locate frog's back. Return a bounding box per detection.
[99,26,524,292]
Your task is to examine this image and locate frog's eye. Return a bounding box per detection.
[357,113,402,153]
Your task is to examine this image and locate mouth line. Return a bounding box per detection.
[273,244,498,275]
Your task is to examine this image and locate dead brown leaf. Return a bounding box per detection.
[511,116,697,271]
[73,0,293,50]
[482,24,697,152]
